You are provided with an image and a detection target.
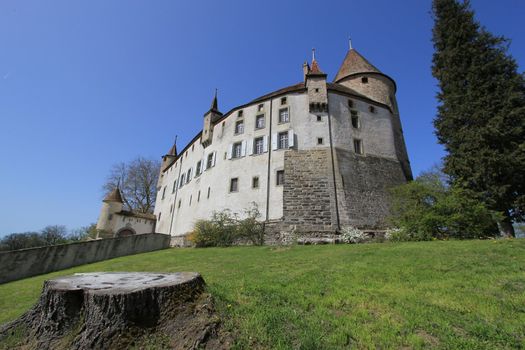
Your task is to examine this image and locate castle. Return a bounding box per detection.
[97,45,412,243]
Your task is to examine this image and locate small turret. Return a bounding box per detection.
[305,49,328,113]
[96,186,124,238]
[201,90,223,147]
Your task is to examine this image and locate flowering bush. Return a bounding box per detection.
[340,227,368,244]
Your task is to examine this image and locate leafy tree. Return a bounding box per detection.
[41,225,68,245]
[431,0,525,237]
[69,223,97,241]
[389,166,499,240]
[103,157,160,213]
[0,232,45,251]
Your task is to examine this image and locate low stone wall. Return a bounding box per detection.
[0,233,171,284]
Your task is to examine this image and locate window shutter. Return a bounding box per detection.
[263,136,269,152]
[202,156,207,171]
[272,133,278,150]
[227,144,233,159]
[212,151,217,166]
[247,139,254,156]
[288,129,295,148]
[241,140,247,157]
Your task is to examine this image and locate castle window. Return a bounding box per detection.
[276,170,284,186]
[278,132,289,149]
[108,214,113,221]
[230,178,239,192]
[369,106,376,113]
[196,161,202,176]
[354,139,363,155]
[348,99,354,108]
[170,204,173,213]
[278,108,289,123]
[180,174,185,187]
[317,137,323,145]
[162,186,166,200]
[207,187,211,198]
[235,120,244,134]
[254,137,264,155]
[361,77,368,84]
[255,115,265,129]
[189,195,192,205]
[158,212,161,221]
[258,104,264,112]
[207,153,213,169]
[316,115,322,122]
[351,113,360,129]
[178,199,181,208]
[187,168,192,182]
[281,97,287,105]
[315,88,319,92]
[238,110,243,117]
[252,176,259,189]
[232,142,242,158]
[172,180,177,193]
[192,144,194,151]
[198,190,201,202]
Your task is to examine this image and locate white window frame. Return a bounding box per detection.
[278,108,289,123]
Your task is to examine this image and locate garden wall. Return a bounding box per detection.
[0,233,171,284]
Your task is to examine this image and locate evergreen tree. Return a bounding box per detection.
[431,0,525,236]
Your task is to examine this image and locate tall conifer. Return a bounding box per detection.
[431,0,525,237]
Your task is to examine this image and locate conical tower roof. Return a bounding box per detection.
[104,186,123,203]
[333,49,382,83]
[166,141,177,157]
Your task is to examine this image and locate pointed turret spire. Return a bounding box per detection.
[166,136,177,157]
[333,46,382,83]
[307,48,326,76]
[104,186,123,203]
[210,88,219,112]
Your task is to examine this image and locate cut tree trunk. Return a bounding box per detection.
[0,272,231,350]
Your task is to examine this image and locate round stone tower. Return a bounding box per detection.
[96,186,124,237]
[334,47,412,180]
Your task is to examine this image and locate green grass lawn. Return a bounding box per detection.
[1,240,524,349]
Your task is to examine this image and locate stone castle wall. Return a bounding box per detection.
[335,148,407,229]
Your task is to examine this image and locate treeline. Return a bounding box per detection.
[0,224,97,252]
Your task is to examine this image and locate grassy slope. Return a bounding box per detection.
[1,240,524,349]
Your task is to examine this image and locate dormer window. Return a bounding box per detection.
[235,120,244,134]
[361,77,368,84]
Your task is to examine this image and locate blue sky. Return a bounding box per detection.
[0,0,524,235]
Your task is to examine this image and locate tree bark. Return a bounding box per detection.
[0,272,231,349]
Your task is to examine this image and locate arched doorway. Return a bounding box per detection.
[116,228,136,237]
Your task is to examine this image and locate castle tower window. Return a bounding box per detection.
[170,204,173,213]
[281,97,287,105]
[276,170,284,186]
[161,186,166,200]
[258,104,264,112]
[158,212,161,221]
[369,106,376,113]
[354,139,363,155]
[178,199,181,208]
[361,77,368,84]
[235,120,244,134]
[252,176,259,189]
[206,153,214,169]
[254,137,264,155]
[348,99,354,108]
[180,173,185,187]
[207,187,211,199]
[198,190,201,202]
[317,137,323,145]
[189,195,192,205]
[278,108,289,123]
[187,168,192,182]
[316,115,322,122]
[172,180,177,193]
[232,142,242,158]
[278,132,289,149]
[351,113,360,129]
[230,178,239,192]
[315,88,319,93]
[196,161,202,176]
[255,115,265,129]
[238,110,243,117]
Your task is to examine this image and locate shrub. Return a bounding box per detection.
[340,227,368,244]
[189,203,264,247]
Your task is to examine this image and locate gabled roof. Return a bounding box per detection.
[334,49,382,82]
[104,187,123,203]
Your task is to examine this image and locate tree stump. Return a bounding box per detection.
[0,272,231,349]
